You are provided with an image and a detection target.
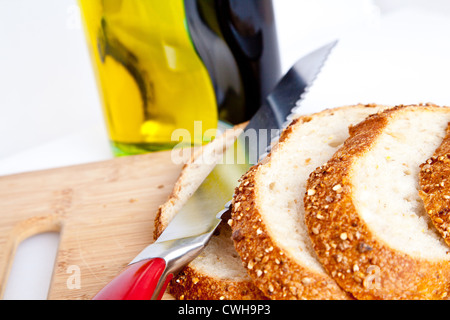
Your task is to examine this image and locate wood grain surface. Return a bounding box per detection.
[0,150,187,300]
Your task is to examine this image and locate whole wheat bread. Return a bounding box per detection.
[230,104,385,300]
[304,104,450,300]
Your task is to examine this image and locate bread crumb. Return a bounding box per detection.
[301,277,312,285]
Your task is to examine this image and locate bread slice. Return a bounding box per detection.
[154,123,267,300]
[230,104,385,300]
[419,123,450,246]
[304,104,450,300]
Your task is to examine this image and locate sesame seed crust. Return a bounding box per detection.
[419,123,450,247]
[231,165,351,300]
[304,104,450,300]
[229,106,383,300]
[168,258,267,300]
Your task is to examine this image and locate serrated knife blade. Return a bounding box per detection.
[92,40,338,300]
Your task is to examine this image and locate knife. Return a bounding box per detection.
[92,41,337,300]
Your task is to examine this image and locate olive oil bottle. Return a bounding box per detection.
[79,0,219,156]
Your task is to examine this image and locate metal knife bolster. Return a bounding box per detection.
[129,228,220,299]
[125,203,231,300]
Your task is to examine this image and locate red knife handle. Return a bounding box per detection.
[92,258,172,300]
[92,230,217,300]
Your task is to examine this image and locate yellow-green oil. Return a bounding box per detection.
[78,0,218,156]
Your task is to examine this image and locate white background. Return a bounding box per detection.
[2,0,450,299]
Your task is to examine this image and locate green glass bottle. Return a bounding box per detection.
[79,0,219,156]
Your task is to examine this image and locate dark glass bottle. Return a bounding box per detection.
[184,0,282,125]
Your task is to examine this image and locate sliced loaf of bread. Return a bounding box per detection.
[230,104,385,300]
[304,104,450,300]
[419,123,450,246]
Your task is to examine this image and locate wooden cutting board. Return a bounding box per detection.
[0,150,191,300]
